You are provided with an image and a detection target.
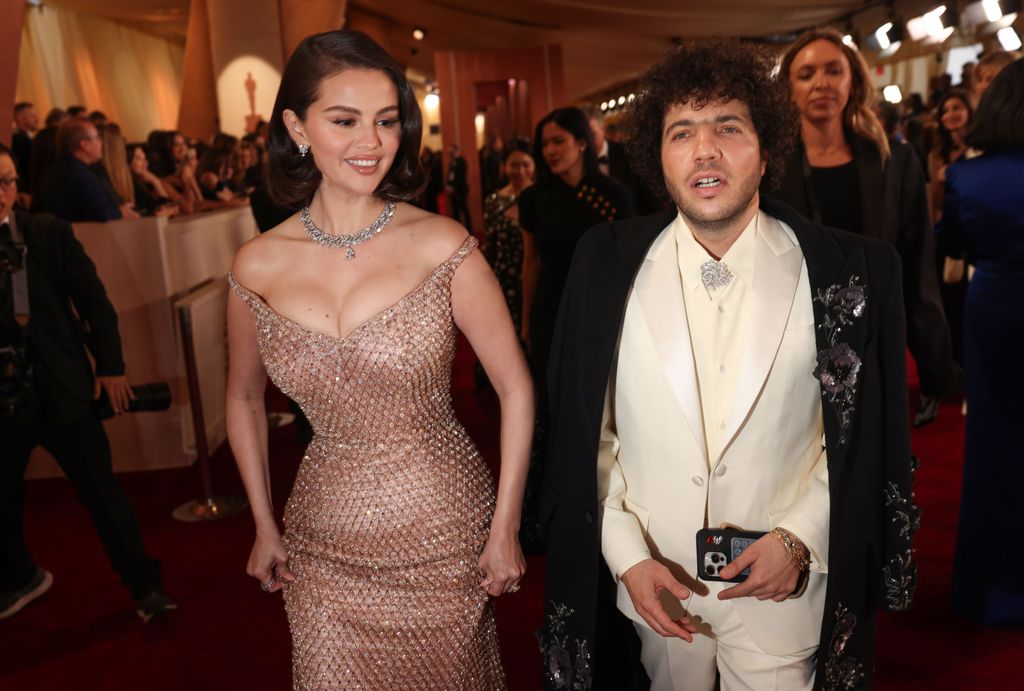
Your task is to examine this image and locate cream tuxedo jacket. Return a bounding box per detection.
[599,211,829,656]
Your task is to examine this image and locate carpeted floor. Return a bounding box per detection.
[1,343,1021,690]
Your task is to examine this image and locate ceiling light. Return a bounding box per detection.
[424,93,439,109]
[997,26,1023,49]
[865,20,904,55]
[907,6,956,43]
[600,102,608,112]
[412,28,425,41]
[627,93,636,102]
[842,33,856,47]
[982,0,1004,21]
[882,85,903,103]
[876,22,895,50]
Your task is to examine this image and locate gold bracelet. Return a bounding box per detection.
[772,528,810,572]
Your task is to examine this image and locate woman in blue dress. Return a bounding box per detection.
[942,58,1024,626]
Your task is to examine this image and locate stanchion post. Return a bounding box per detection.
[172,300,247,522]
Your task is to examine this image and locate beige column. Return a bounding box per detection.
[177,0,219,141]
[278,0,347,63]
[0,0,27,146]
[205,0,286,138]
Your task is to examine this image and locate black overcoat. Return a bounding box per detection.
[773,137,957,398]
[538,196,918,691]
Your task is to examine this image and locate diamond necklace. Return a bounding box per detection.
[300,201,397,259]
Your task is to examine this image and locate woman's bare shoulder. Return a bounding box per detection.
[395,203,474,264]
[231,213,302,290]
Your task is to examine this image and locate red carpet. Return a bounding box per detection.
[2,345,1021,689]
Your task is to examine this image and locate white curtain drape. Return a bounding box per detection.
[16,5,184,142]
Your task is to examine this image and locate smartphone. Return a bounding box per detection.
[696,527,766,583]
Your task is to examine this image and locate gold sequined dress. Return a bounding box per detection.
[229,236,506,690]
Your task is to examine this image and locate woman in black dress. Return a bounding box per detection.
[517,107,632,552]
[482,137,535,335]
[519,107,633,386]
[774,28,958,425]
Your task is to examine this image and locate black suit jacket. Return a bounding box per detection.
[447,155,468,199]
[15,209,124,422]
[36,155,122,223]
[539,197,917,690]
[11,130,32,189]
[773,136,957,397]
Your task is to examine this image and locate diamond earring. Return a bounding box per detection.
[298,143,310,157]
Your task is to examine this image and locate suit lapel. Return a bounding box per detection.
[718,214,803,459]
[636,223,708,459]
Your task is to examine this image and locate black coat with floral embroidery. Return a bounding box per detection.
[538,196,918,691]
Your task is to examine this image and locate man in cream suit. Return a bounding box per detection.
[540,40,917,691]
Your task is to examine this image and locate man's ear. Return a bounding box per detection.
[760,150,768,177]
[282,109,307,147]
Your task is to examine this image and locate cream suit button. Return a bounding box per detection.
[692,476,704,486]
[715,464,727,476]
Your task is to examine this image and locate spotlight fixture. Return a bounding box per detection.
[865,20,904,55]
[997,26,1022,49]
[842,33,857,47]
[617,96,626,105]
[627,93,636,102]
[964,0,1022,26]
[412,27,425,41]
[982,0,1004,21]
[882,84,904,103]
[907,5,956,43]
[600,102,608,112]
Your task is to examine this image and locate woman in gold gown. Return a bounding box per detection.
[225,30,532,689]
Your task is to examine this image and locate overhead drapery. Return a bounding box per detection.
[16,4,184,142]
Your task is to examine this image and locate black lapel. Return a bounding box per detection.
[852,136,885,242]
[761,195,869,474]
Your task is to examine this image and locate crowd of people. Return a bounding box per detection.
[3,23,1022,691]
[9,104,262,224]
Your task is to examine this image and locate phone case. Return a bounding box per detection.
[696,528,767,583]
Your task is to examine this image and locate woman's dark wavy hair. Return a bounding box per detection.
[531,107,599,183]
[933,88,973,164]
[266,29,425,208]
[502,136,533,163]
[627,39,798,198]
[967,57,1024,152]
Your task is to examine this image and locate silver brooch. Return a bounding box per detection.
[700,259,733,291]
[300,201,397,259]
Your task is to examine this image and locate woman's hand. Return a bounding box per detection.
[478,528,526,597]
[247,530,295,593]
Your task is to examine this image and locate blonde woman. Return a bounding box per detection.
[99,124,134,211]
[774,28,957,424]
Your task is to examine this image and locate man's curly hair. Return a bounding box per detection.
[627,39,798,199]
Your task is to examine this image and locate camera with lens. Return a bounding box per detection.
[95,381,172,420]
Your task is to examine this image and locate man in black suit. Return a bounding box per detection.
[35,118,124,223]
[445,142,472,231]
[541,41,917,690]
[0,145,174,622]
[11,102,38,194]
[584,105,662,215]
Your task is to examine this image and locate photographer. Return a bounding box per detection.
[0,144,175,622]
